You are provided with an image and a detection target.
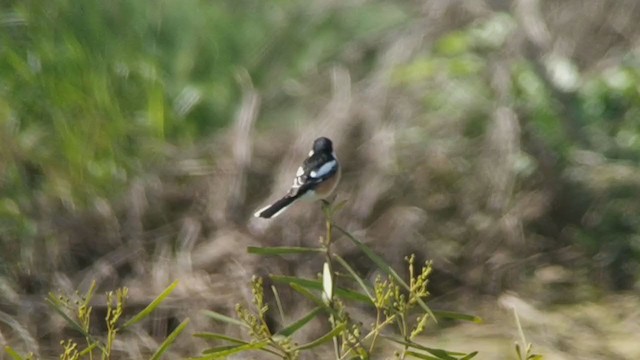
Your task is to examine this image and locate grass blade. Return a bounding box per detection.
[121,280,179,330]
[277,306,323,337]
[247,246,323,256]
[202,310,248,328]
[149,317,190,360]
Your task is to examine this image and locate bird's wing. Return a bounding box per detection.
[289,152,337,195]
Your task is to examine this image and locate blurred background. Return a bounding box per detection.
[1,0,640,358]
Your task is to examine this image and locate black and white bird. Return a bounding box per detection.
[254,137,340,219]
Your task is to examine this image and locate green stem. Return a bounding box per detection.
[322,201,341,359]
[368,310,382,353]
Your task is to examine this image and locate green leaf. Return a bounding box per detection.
[331,198,350,215]
[45,295,108,353]
[405,351,440,360]
[515,343,523,360]
[201,345,238,354]
[194,340,269,359]
[46,294,88,335]
[277,306,323,337]
[288,283,327,309]
[432,310,482,323]
[121,280,179,330]
[294,323,346,351]
[247,246,323,256]
[334,254,375,301]
[78,342,99,357]
[271,275,372,304]
[150,318,190,360]
[271,285,285,323]
[4,346,25,360]
[460,351,479,360]
[335,225,405,284]
[193,332,247,345]
[335,225,436,320]
[80,280,97,310]
[202,310,248,328]
[380,335,464,360]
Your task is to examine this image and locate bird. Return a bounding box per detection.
[254,136,341,219]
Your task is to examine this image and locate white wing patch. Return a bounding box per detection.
[296,166,304,177]
[310,160,336,179]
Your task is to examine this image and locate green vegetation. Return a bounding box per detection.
[6,205,488,359]
[5,281,187,360]
[192,203,479,359]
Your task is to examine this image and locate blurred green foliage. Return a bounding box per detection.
[0,0,407,268]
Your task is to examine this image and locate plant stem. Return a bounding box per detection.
[322,200,341,359]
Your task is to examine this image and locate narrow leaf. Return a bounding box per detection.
[4,346,25,360]
[335,225,405,285]
[515,343,523,359]
[151,318,189,360]
[294,323,346,351]
[332,198,350,215]
[46,295,91,337]
[201,345,238,354]
[195,340,269,359]
[432,310,482,323]
[336,225,436,320]
[271,285,285,323]
[460,351,478,360]
[45,295,107,353]
[405,351,440,360]
[288,283,327,308]
[334,254,374,301]
[247,246,323,256]
[271,275,371,303]
[150,318,190,360]
[202,310,247,328]
[193,332,247,345]
[78,342,98,357]
[277,306,323,337]
[121,280,179,330]
[380,335,463,359]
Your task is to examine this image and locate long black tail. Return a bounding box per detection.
[254,194,299,218]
